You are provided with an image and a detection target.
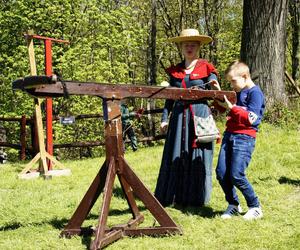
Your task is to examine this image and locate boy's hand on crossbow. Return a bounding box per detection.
[217,95,234,110]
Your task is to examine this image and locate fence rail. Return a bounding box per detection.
[0,109,164,160]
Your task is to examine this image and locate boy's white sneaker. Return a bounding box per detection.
[243,207,263,220]
[221,204,243,219]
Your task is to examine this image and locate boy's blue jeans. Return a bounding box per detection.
[216,132,260,208]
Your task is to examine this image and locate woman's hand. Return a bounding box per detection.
[160,122,168,133]
[209,79,221,90]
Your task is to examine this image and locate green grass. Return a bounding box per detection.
[0,123,299,250]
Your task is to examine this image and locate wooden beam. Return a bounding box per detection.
[13,77,237,104]
[285,71,300,96]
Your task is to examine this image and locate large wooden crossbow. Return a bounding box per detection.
[13,75,236,250]
[13,75,236,102]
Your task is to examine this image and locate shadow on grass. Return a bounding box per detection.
[48,205,147,230]
[114,186,223,218]
[0,218,69,232]
[113,186,159,205]
[278,176,300,186]
[108,205,147,216]
[173,205,222,218]
[112,186,126,199]
[81,236,92,250]
[0,222,22,231]
[48,218,92,249]
[49,217,70,230]
[47,185,148,230]
[0,220,69,232]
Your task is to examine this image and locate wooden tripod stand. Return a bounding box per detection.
[12,75,236,249]
[60,99,181,249]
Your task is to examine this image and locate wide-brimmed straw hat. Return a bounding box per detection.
[168,29,212,44]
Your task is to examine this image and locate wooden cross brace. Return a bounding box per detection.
[13,76,236,249]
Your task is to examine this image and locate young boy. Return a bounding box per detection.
[211,60,265,220]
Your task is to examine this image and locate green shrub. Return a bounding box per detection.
[264,100,300,129]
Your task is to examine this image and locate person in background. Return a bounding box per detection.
[154,28,219,207]
[121,102,143,152]
[211,60,265,220]
[0,125,7,164]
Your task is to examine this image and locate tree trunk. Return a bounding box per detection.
[203,0,222,65]
[149,0,157,86]
[241,0,289,107]
[146,0,157,138]
[289,0,300,81]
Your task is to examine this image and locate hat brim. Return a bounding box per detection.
[168,35,212,44]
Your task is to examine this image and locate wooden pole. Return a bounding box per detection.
[285,71,300,96]
[44,39,54,169]
[20,115,26,161]
[28,32,39,157]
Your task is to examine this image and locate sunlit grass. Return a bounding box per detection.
[0,123,299,249]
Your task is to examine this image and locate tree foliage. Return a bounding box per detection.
[0,0,297,159]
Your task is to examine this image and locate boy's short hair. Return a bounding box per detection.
[225,60,250,78]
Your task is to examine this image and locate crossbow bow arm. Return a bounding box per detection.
[13,75,57,90]
[12,75,237,103]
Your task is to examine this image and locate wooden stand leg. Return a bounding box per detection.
[60,100,181,250]
[118,173,143,220]
[61,161,108,237]
[120,157,181,235]
[90,158,118,250]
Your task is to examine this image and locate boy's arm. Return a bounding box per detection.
[229,91,264,126]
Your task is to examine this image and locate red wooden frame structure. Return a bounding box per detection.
[25,33,69,169]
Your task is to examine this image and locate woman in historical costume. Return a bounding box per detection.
[154,28,219,207]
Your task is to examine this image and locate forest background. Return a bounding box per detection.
[0,0,299,160]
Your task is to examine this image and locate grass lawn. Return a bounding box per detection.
[0,123,299,249]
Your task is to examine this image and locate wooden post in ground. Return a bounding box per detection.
[20,115,27,161]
